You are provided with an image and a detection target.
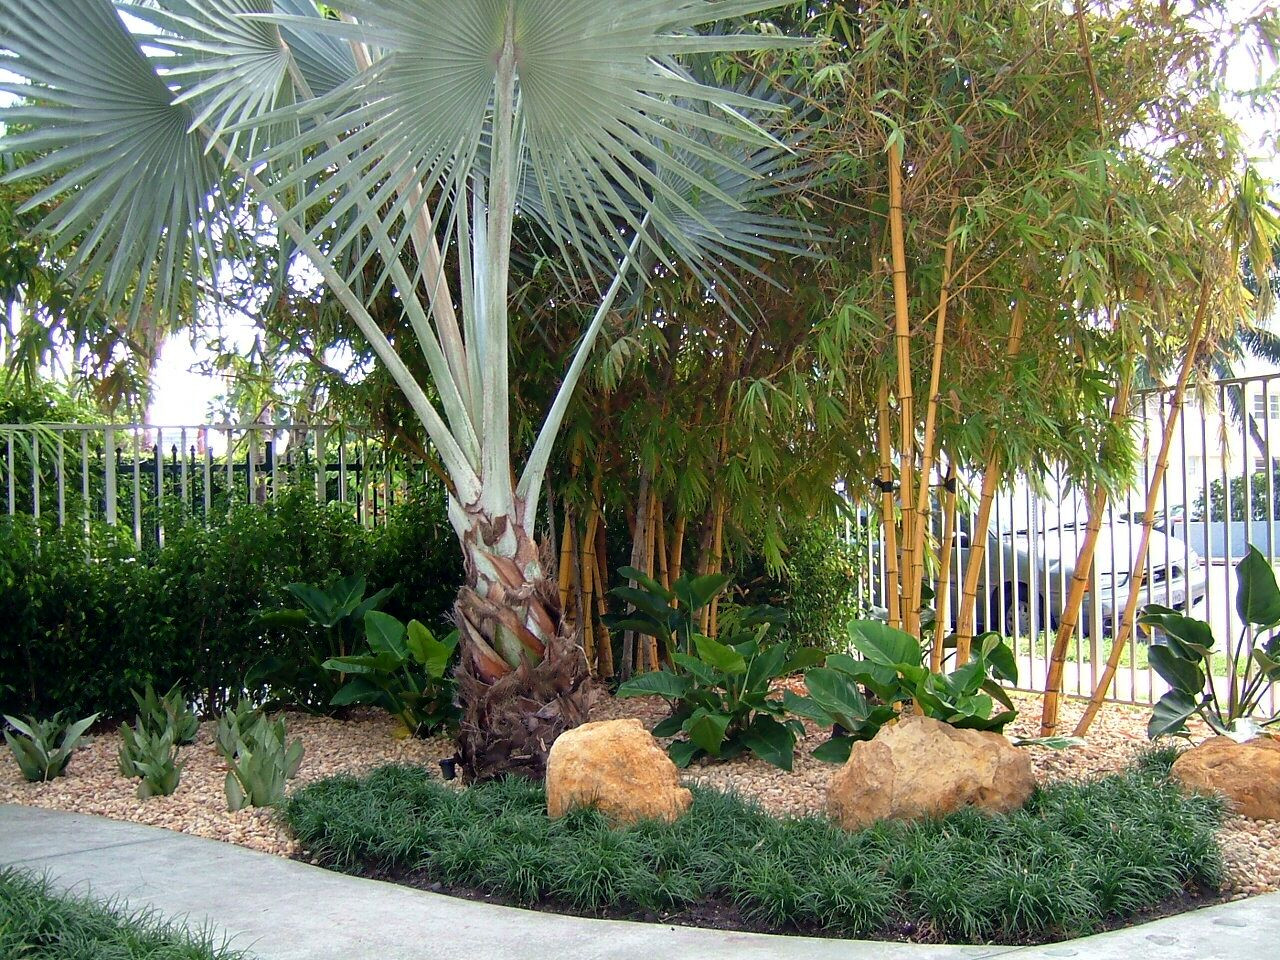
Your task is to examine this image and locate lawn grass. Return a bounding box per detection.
[284,758,1225,944]
[0,868,250,960]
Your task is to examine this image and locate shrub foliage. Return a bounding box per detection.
[0,489,461,719]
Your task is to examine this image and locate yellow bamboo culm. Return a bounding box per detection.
[656,509,670,592]
[1074,277,1213,736]
[1040,362,1135,734]
[931,460,959,673]
[707,496,726,638]
[580,498,601,675]
[912,214,957,643]
[887,140,918,636]
[594,524,615,679]
[644,489,660,669]
[954,281,1030,664]
[669,512,686,587]
[557,506,575,618]
[876,382,901,630]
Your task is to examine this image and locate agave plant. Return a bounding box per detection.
[1,0,809,779]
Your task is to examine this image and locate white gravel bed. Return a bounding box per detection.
[3,692,1276,896]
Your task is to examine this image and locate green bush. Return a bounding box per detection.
[284,761,1224,943]
[736,518,866,654]
[0,488,461,720]
[0,867,249,960]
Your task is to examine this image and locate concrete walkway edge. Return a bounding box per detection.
[2,805,1275,960]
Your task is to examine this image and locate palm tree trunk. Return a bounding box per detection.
[454,495,590,782]
[1074,279,1211,736]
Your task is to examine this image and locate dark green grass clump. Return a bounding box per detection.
[284,762,1224,944]
[0,868,250,959]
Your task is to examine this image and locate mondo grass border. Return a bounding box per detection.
[283,757,1226,945]
[0,867,250,960]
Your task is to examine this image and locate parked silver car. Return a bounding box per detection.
[951,519,1208,637]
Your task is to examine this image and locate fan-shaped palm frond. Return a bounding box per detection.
[2,0,812,778]
[1,0,226,325]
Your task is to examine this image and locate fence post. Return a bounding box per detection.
[104,426,117,526]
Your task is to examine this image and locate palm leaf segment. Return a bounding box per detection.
[1,0,810,527]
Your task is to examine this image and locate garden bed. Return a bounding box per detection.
[281,760,1225,944]
[3,691,1279,899]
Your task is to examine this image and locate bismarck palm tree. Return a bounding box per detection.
[0,0,808,779]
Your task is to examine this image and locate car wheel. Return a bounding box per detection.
[995,583,1042,637]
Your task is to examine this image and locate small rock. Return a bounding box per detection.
[826,714,1035,830]
[1172,736,1280,820]
[545,718,691,825]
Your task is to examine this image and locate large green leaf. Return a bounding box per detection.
[780,689,834,725]
[616,566,673,602]
[802,667,871,727]
[825,653,902,702]
[977,633,1018,685]
[811,735,855,764]
[671,652,719,687]
[676,573,733,612]
[406,621,457,679]
[364,610,407,658]
[684,708,731,756]
[617,669,691,700]
[1236,545,1280,627]
[1138,604,1216,655]
[1147,644,1205,696]
[847,620,922,669]
[667,739,701,768]
[741,714,795,770]
[1148,690,1199,739]
[692,633,747,676]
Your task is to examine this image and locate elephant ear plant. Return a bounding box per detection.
[322,610,460,737]
[616,571,822,770]
[790,620,1019,763]
[1141,544,1280,740]
[253,575,392,710]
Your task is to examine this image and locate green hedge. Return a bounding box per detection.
[0,489,462,720]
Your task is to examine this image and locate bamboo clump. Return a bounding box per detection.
[1074,277,1212,736]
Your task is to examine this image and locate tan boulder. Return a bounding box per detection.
[827,713,1035,830]
[545,718,692,825]
[1171,736,1280,820]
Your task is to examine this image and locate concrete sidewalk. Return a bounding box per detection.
[2,805,1276,960]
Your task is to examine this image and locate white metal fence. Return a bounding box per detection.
[9,377,1280,714]
[0,421,434,547]
[853,371,1280,711]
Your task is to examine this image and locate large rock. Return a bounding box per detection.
[545,718,692,825]
[1171,736,1280,820]
[827,714,1035,830]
